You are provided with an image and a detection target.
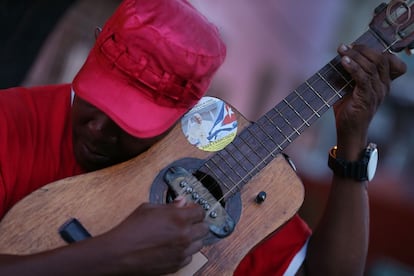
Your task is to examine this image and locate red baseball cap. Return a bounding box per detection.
[72,0,226,138]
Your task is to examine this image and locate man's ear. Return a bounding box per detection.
[95,26,102,40]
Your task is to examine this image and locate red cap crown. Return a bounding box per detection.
[73,0,226,138]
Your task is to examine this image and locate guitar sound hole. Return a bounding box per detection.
[149,158,242,244]
[165,170,225,208]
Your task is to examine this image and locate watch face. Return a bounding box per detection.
[367,148,378,181]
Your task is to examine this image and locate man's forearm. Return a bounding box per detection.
[303,176,369,275]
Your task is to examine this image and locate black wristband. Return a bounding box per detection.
[328,143,378,182]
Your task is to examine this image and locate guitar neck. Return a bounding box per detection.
[199,29,388,198]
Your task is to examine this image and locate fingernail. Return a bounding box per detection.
[174,195,187,207]
[340,44,348,51]
[343,56,351,64]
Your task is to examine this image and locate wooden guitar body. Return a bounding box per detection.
[0,111,305,275]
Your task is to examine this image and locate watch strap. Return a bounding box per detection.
[328,143,377,182]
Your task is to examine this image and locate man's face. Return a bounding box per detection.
[72,96,168,172]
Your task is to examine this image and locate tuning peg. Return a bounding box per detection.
[374,2,388,15]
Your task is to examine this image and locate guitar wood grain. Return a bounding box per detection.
[0,108,304,274]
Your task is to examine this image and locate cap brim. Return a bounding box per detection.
[73,51,188,138]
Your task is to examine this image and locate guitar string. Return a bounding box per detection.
[200,58,351,212]
[202,41,355,192]
[195,30,400,217]
[202,45,353,199]
[206,82,351,213]
[201,51,356,211]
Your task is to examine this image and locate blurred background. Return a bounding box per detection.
[1,0,413,274]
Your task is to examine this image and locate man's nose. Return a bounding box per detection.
[87,114,118,143]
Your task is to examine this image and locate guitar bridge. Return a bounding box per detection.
[164,166,235,238]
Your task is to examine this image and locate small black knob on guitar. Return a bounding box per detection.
[255,191,267,204]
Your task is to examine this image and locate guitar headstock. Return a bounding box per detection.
[370,0,414,54]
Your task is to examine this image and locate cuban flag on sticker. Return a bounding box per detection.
[208,101,238,141]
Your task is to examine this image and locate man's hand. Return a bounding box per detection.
[98,201,208,275]
[301,45,407,276]
[334,44,407,159]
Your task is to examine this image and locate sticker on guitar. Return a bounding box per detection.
[181,96,238,152]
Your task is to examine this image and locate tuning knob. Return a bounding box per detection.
[255,191,267,204]
[374,2,387,15]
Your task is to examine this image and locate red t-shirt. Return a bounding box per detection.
[0,84,311,275]
[236,214,311,275]
[0,84,83,217]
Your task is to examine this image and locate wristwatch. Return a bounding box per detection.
[328,143,378,182]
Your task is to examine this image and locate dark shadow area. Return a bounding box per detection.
[0,0,78,88]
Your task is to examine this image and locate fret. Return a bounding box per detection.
[203,162,223,186]
[238,130,268,165]
[262,113,292,144]
[203,159,238,194]
[283,99,310,127]
[294,83,327,118]
[214,153,245,188]
[316,72,342,100]
[327,55,348,76]
[278,97,311,133]
[296,82,324,109]
[247,125,275,155]
[284,91,319,127]
[305,80,331,109]
[366,29,388,51]
[214,127,280,188]
[241,118,284,151]
[266,100,308,138]
[208,157,234,184]
[218,137,259,185]
[326,61,353,95]
[213,151,242,181]
[293,89,321,118]
[253,124,279,158]
[219,147,250,176]
[212,143,263,189]
[216,143,253,180]
[275,106,301,136]
[306,71,338,102]
[358,28,388,52]
[225,142,256,172]
[327,62,349,83]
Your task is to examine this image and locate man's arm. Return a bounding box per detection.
[298,44,407,275]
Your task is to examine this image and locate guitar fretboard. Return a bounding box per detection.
[200,28,389,199]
